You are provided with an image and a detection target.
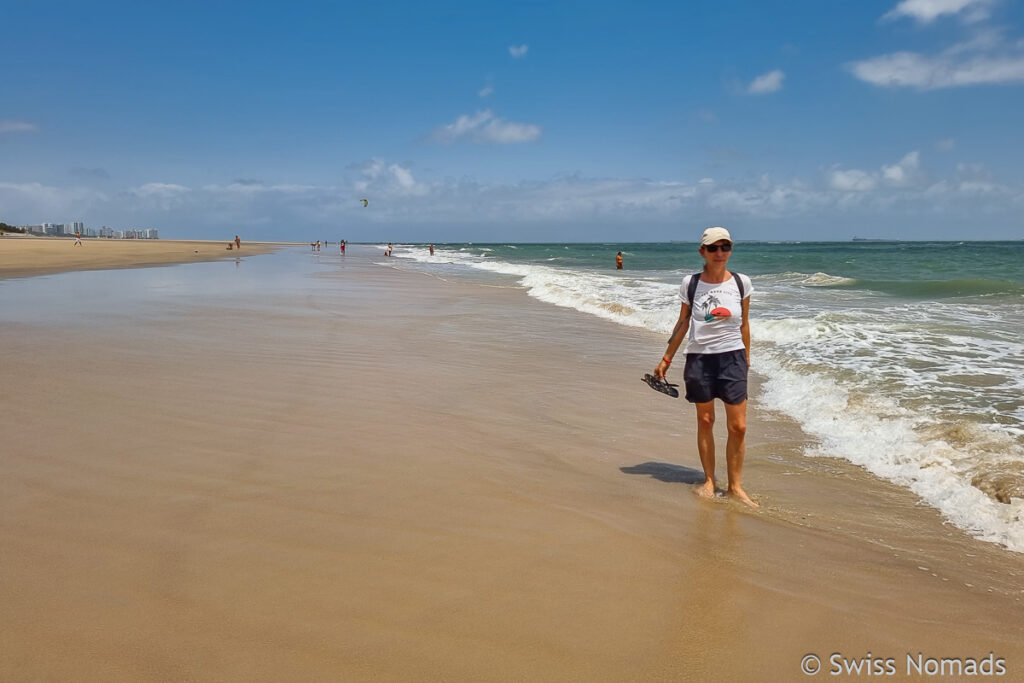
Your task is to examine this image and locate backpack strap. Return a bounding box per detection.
[686,272,702,306]
[731,271,745,300]
[687,271,746,306]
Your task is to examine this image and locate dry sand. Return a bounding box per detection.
[2,246,1022,681]
[0,235,282,280]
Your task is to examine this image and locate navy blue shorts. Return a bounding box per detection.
[683,349,748,405]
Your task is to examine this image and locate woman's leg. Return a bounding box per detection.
[694,400,717,497]
[724,399,757,507]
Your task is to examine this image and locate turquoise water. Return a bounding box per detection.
[411,241,1024,295]
[393,240,1024,552]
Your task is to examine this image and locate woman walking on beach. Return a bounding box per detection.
[654,227,757,507]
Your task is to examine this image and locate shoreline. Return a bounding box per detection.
[395,241,1024,554]
[2,245,1022,680]
[0,236,295,280]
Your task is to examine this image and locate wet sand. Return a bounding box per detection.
[2,245,1022,680]
[0,235,283,280]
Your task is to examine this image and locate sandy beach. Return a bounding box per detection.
[2,245,1022,681]
[0,235,283,280]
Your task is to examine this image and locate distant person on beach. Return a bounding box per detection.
[235,235,241,249]
[316,240,321,252]
[74,232,82,246]
[340,240,346,254]
[616,251,623,269]
[429,244,434,256]
[654,226,757,508]
[386,243,393,256]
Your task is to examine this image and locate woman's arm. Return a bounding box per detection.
[655,302,690,379]
[741,295,751,365]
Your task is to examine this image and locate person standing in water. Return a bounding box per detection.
[654,226,756,507]
[616,251,623,269]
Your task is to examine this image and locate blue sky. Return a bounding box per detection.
[2,0,1023,241]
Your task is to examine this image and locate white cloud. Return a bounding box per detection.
[849,50,1024,89]
[747,69,785,94]
[881,151,921,185]
[829,151,923,192]
[0,181,105,221]
[132,182,190,197]
[349,158,430,198]
[478,84,494,98]
[357,158,386,183]
[387,163,429,196]
[202,181,320,195]
[0,119,39,133]
[944,27,1005,54]
[936,138,956,151]
[434,110,491,141]
[508,44,528,58]
[830,169,878,192]
[882,0,996,25]
[484,119,541,143]
[956,162,995,183]
[3,152,1022,238]
[958,180,1000,193]
[125,183,191,211]
[432,109,541,144]
[855,7,1024,90]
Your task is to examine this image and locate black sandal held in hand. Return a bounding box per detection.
[642,373,679,398]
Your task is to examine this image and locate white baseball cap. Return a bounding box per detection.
[700,226,733,246]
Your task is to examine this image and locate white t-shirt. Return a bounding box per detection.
[678,273,753,354]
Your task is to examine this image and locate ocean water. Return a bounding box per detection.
[391,241,1024,552]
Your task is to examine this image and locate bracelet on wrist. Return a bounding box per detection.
[662,356,672,365]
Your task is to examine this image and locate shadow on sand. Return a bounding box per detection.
[620,462,705,485]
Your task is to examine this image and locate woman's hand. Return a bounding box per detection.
[654,358,671,380]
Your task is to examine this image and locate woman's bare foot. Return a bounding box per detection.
[727,486,759,508]
[695,480,717,499]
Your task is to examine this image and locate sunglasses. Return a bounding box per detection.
[703,243,732,253]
